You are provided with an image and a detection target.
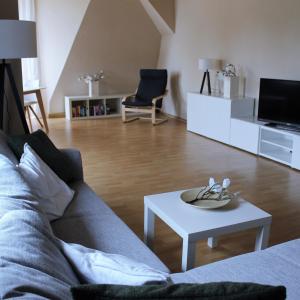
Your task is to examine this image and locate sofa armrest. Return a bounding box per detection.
[60,148,83,181]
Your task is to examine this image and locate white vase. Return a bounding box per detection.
[88,81,99,97]
[223,76,239,99]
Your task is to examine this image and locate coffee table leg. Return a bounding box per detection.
[207,237,218,248]
[144,205,155,249]
[255,223,270,251]
[182,237,196,272]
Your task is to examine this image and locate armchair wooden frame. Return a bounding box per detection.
[121,90,168,126]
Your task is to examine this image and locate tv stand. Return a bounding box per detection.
[187,93,300,171]
[265,122,300,133]
[264,122,277,128]
[233,118,300,170]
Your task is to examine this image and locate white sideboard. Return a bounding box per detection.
[291,135,300,169]
[259,125,300,169]
[187,92,300,170]
[231,118,300,170]
[187,93,255,144]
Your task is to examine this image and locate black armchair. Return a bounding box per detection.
[122,69,168,125]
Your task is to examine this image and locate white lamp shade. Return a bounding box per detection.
[0,20,37,59]
[198,58,222,71]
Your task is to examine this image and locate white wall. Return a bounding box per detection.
[158,0,300,119]
[36,0,90,114]
[50,0,161,114]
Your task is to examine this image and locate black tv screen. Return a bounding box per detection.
[258,78,300,127]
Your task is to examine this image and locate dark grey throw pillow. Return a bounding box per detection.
[71,282,286,300]
[8,129,75,183]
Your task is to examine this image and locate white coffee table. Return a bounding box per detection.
[144,190,272,271]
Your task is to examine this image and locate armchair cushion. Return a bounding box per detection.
[135,69,167,108]
[122,96,153,107]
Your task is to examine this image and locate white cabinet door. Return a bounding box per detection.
[187,93,231,144]
[230,118,259,154]
[187,93,204,135]
[203,96,231,144]
[291,135,300,170]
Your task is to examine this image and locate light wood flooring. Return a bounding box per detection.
[43,117,300,272]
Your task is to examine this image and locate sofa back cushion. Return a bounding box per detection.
[8,129,76,183]
[18,144,75,221]
[0,155,79,299]
[0,131,17,164]
[0,210,80,299]
[0,154,38,216]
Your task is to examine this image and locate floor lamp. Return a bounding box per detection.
[0,20,37,133]
[198,58,222,94]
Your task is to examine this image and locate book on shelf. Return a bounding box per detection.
[72,104,87,118]
[80,106,86,117]
[89,104,105,116]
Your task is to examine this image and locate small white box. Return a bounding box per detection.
[223,76,239,99]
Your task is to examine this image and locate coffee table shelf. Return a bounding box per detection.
[144,190,272,271]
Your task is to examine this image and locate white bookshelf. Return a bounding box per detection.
[65,94,131,120]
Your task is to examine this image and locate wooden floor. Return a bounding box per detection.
[43,117,300,272]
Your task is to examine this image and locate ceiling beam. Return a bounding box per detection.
[140,0,174,35]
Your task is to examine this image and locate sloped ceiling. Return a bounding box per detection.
[140,0,175,34]
[149,0,175,32]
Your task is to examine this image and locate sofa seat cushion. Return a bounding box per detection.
[123,96,153,107]
[51,181,170,274]
[171,239,300,300]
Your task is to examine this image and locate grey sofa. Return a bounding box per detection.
[51,160,169,274]
[172,239,300,299]
[0,131,168,299]
[0,132,299,299]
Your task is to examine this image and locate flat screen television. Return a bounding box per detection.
[258,78,300,130]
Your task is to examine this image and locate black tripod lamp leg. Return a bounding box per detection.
[200,71,207,94]
[207,71,212,94]
[6,63,30,134]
